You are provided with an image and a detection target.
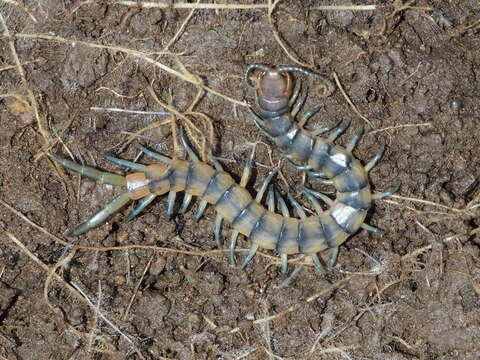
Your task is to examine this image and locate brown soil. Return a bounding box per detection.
[0,1,479,359]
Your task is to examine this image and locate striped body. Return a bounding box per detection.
[246,65,375,253]
[124,159,336,255]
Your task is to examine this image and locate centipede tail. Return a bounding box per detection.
[245,64,399,268]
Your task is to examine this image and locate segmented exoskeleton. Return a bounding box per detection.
[244,64,399,270]
[50,129,366,274]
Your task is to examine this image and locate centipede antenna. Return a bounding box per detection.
[68,193,131,236]
[291,89,308,118]
[372,184,400,200]
[193,199,208,222]
[165,191,177,220]
[240,145,256,187]
[125,193,157,221]
[302,187,333,206]
[301,187,324,215]
[179,127,199,163]
[311,119,342,136]
[287,192,306,219]
[48,154,126,186]
[288,79,302,107]
[267,186,275,212]
[244,63,271,88]
[255,169,277,203]
[240,244,259,270]
[214,215,223,248]
[135,144,171,164]
[179,194,193,213]
[361,223,386,235]
[327,247,339,269]
[365,146,385,172]
[346,127,365,153]
[280,253,288,274]
[276,65,330,83]
[104,156,148,172]
[274,190,290,217]
[328,120,352,142]
[298,104,322,128]
[311,253,327,274]
[229,230,239,265]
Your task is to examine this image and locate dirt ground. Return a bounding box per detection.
[0,1,479,359]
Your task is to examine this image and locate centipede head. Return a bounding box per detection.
[244,64,293,112]
[244,64,331,113]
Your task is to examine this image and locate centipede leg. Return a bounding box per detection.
[193,200,208,221]
[104,156,148,172]
[229,146,256,264]
[126,193,157,221]
[288,79,302,107]
[240,186,275,269]
[327,247,339,269]
[284,158,313,171]
[306,173,334,185]
[275,189,290,217]
[291,89,308,117]
[68,193,131,236]
[48,154,126,186]
[287,192,306,219]
[372,185,400,200]
[311,253,327,274]
[231,169,276,264]
[176,118,198,216]
[280,254,288,275]
[166,191,177,220]
[179,127,200,162]
[302,186,333,206]
[301,187,324,215]
[364,146,385,172]
[179,194,193,213]
[328,120,352,142]
[298,104,322,127]
[240,243,259,270]
[135,144,171,163]
[361,223,386,235]
[346,127,365,153]
[215,215,223,249]
[247,107,274,140]
[311,119,342,136]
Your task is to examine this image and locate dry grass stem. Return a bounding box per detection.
[12,32,247,106]
[1,0,37,22]
[6,232,145,359]
[122,255,154,320]
[71,282,145,359]
[0,15,51,146]
[367,122,431,135]
[268,0,313,69]
[91,106,170,116]
[105,1,270,10]
[0,59,39,72]
[312,5,376,11]
[332,72,372,126]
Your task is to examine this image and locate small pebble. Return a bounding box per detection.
[449,97,463,112]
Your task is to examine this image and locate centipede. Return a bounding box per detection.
[243,64,399,269]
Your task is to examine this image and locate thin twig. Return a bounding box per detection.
[312,5,376,11]
[90,106,170,116]
[332,72,372,126]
